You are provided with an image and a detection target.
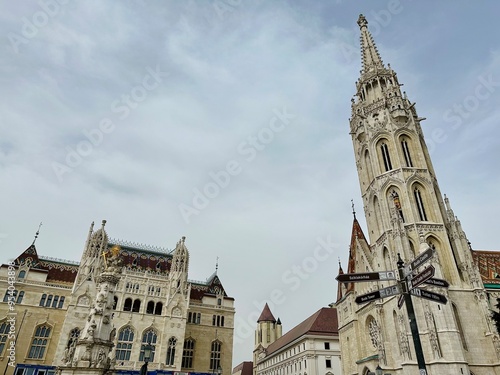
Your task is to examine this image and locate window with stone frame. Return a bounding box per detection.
[165,337,177,366]
[139,329,157,362]
[28,325,51,359]
[116,326,134,361]
[0,321,11,356]
[181,338,195,368]
[210,340,222,370]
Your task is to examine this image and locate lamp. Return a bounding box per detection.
[140,341,153,375]
[144,342,153,362]
[375,365,383,375]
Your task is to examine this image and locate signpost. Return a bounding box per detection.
[411,288,447,304]
[403,247,435,276]
[355,285,400,304]
[336,248,449,375]
[408,265,435,289]
[336,271,396,283]
[423,278,449,288]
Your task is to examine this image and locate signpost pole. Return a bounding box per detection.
[397,253,427,375]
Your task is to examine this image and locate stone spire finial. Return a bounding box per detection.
[357,14,384,73]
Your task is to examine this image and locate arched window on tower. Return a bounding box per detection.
[364,150,373,183]
[414,187,428,221]
[391,190,405,222]
[210,340,222,371]
[401,138,413,167]
[380,142,393,171]
[166,337,177,366]
[113,296,118,310]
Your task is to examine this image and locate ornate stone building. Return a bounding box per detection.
[335,15,500,375]
[253,305,340,375]
[0,220,234,375]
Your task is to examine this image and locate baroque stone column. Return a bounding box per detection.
[58,247,122,375]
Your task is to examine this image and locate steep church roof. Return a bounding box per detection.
[10,244,79,284]
[336,217,370,302]
[472,250,500,286]
[258,303,276,323]
[266,308,338,355]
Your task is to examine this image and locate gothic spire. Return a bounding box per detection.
[357,14,384,74]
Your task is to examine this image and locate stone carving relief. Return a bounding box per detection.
[424,304,441,358]
[368,318,386,364]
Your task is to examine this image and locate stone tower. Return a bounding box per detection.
[335,14,500,375]
[253,304,282,375]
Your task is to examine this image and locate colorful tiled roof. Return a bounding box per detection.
[472,250,500,285]
[266,307,338,355]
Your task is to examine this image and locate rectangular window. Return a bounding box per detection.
[325,359,332,368]
[324,342,330,350]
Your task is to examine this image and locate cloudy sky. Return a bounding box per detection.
[2,0,500,367]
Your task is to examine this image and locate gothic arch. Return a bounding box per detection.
[397,133,416,168]
[375,137,395,173]
[364,149,374,184]
[372,195,383,236]
[410,182,431,222]
[383,246,391,271]
[384,185,405,222]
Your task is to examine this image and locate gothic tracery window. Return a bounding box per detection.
[116,326,134,361]
[166,337,177,366]
[28,325,51,359]
[401,138,413,167]
[414,187,428,221]
[380,142,393,171]
[182,338,195,368]
[210,340,222,371]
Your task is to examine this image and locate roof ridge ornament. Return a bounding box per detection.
[32,222,42,246]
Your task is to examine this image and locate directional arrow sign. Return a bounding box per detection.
[410,288,447,304]
[408,265,435,289]
[397,294,405,309]
[423,278,450,288]
[355,285,401,304]
[337,270,396,283]
[403,248,435,276]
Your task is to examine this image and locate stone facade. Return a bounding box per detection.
[253,306,340,375]
[335,14,500,375]
[0,221,234,375]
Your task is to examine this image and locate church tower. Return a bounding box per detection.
[336,14,500,375]
[253,304,282,375]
